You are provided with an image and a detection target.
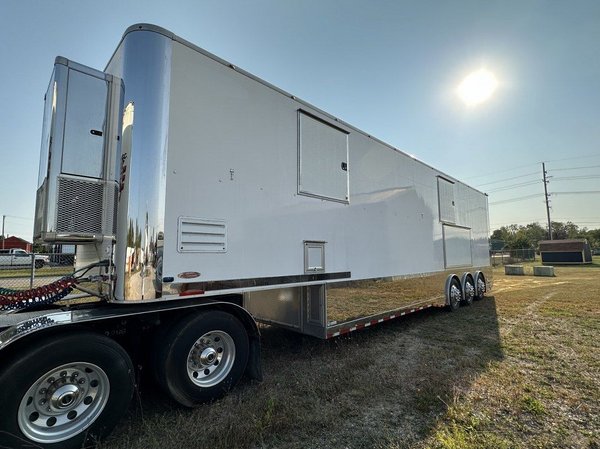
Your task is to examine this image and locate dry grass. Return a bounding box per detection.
[99,260,599,449]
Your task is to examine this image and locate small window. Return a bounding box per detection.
[298,111,349,203]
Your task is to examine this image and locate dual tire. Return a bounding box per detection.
[0,310,249,448]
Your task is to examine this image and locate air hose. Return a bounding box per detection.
[0,259,110,312]
[0,277,78,312]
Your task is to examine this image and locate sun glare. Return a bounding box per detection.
[457,68,498,106]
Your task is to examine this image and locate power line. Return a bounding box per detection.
[549,164,600,172]
[489,193,544,205]
[462,162,539,181]
[2,214,33,221]
[552,190,600,195]
[544,153,600,164]
[552,175,600,181]
[474,171,539,188]
[486,180,541,193]
[465,153,600,183]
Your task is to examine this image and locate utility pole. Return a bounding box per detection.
[542,162,552,240]
[1,215,5,249]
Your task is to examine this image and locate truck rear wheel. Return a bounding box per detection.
[156,311,249,407]
[0,331,134,449]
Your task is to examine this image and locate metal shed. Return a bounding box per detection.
[538,239,592,265]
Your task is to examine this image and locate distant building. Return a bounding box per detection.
[538,239,592,265]
[0,236,33,252]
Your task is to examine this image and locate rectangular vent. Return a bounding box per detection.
[56,177,103,234]
[178,217,227,253]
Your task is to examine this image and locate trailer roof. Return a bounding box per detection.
[109,23,486,197]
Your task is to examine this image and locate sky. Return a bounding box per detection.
[0,0,599,241]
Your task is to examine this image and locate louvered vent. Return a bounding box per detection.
[56,177,103,234]
[178,217,227,253]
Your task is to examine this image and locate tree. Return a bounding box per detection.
[490,221,600,250]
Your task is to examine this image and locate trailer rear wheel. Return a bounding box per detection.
[462,276,475,306]
[447,278,462,311]
[474,273,487,300]
[0,332,134,449]
[156,311,249,407]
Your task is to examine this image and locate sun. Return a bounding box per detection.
[457,68,498,106]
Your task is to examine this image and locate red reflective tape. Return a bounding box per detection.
[179,289,205,297]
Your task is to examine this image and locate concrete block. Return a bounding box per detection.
[505,265,525,275]
[534,265,555,277]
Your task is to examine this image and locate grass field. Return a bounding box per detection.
[100,260,599,449]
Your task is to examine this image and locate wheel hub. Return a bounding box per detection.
[51,384,81,410]
[17,362,110,444]
[200,347,218,365]
[465,281,474,301]
[187,331,236,388]
[450,285,462,305]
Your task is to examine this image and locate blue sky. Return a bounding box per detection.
[1,0,599,240]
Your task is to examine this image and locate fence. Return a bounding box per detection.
[0,252,75,291]
[490,248,537,266]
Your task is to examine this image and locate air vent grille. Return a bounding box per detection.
[178,217,227,253]
[56,177,103,234]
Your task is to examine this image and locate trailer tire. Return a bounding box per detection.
[156,310,249,407]
[0,331,134,449]
[474,273,487,300]
[447,277,462,311]
[461,274,475,306]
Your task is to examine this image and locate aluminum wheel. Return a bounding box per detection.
[476,277,486,299]
[449,282,462,310]
[17,362,110,444]
[187,330,236,388]
[463,280,475,305]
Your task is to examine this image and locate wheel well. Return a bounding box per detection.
[0,300,263,383]
[444,274,461,305]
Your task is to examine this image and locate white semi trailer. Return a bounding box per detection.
[0,24,492,448]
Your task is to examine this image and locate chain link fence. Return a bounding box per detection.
[0,252,75,291]
[490,248,537,266]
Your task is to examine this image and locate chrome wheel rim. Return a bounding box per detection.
[477,278,486,298]
[187,330,235,388]
[464,280,475,303]
[18,362,110,443]
[450,284,462,308]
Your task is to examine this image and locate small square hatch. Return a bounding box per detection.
[304,241,325,273]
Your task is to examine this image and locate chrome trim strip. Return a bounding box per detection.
[0,299,253,352]
[180,271,351,293]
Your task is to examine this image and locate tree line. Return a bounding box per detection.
[490,221,600,250]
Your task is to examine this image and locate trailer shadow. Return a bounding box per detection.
[104,296,503,449]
